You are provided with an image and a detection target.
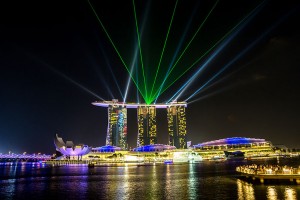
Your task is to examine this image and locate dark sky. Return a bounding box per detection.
[1,0,300,154]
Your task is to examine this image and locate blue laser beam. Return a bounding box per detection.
[79,46,115,99]
[27,52,105,100]
[41,61,104,100]
[135,61,140,103]
[154,2,200,104]
[186,65,245,98]
[167,1,265,103]
[187,60,263,104]
[160,0,220,95]
[124,2,150,103]
[185,4,295,102]
[99,46,124,99]
[150,0,178,100]
[124,46,138,102]
[184,58,260,102]
[187,85,234,105]
[91,61,115,99]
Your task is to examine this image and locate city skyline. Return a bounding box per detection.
[1,0,300,153]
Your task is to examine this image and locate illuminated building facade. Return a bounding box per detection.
[106,100,127,150]
[54,134,91,157]
[92,145,122,153]
[133,144,176,152]
[193,137,272,149]
[92,100,187,148]
[193,137,275,158]
[167,106,187,149]
[137,106,157,147]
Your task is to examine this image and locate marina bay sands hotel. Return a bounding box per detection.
[92,99,187,150]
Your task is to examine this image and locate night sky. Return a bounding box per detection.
[1,0,300,154]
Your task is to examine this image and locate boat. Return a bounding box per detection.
[164,160,173,164]
[210,155,226,162]
[224,151,245,160]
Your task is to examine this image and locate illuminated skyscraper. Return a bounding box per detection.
[137,106,157,147]
[93,101,187,148]
[106,100,127,149]
[167,106,187,149]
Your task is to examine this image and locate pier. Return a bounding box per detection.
[236,164,300,184]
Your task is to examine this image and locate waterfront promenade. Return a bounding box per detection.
[236,164,300,184]
[45,159,127,166]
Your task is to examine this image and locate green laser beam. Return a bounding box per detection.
[152,1,263,101]
[152,0,219,101]
[132,0,148,102]
[87,0,147,101]
[149,0,178,100]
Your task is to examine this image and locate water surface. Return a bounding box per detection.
[1,158,300,199]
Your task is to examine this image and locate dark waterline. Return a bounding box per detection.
[1,158,300,199]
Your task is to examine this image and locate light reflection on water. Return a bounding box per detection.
[165,164,172,199]
[121,165,129,200]
[150,164,157,199]
[188,163,198,199]
[1,160,300,199]
[285,187,297,200]
[237,179,255,200]
[237,178,299,200]
[267,186,278,200]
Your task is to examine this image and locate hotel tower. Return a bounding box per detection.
[92,100,187,149]
[137,106,157,147]
[167,106,187,149]
[106,99,127,149]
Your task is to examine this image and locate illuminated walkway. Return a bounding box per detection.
[236,164,300,184]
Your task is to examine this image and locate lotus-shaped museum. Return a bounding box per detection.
[54,134,91,156]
